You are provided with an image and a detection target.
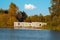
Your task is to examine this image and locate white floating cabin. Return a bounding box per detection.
[14,22,47,29]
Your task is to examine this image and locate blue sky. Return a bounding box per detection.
[0,0,51,16]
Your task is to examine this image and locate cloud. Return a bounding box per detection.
[24,4,36,10]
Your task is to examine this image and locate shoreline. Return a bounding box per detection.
[0,28,59,31]
[14,28,46,30]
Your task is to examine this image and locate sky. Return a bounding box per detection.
[0,0,51,16]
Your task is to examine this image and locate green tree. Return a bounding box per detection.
[22,11,28,21]
[16,11,22,22]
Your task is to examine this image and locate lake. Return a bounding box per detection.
[0,29,60,40]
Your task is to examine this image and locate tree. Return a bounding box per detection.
[0,9,4,14]
[16,11,28,22]
[25,14,45,22]
[49,0,60,18]
[16,11,22,22]
[7,16,18,28]
[21,11,28,21]
[25,15,39,22]
[45,0,60,30]
[0,3,19,28]
[8,2,18,16]
[7,2,19,28]
[39,13,45,22]
[0,14,8,27]
[24,17,31,22]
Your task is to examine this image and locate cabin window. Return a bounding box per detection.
[18,23,20,25]
[39,24,41,26]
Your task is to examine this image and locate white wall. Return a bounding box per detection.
[14,22,47,29]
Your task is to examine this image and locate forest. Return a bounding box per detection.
[0,0,60,31]
[0,3,27,28]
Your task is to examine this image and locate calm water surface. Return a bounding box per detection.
[0,29,60,40]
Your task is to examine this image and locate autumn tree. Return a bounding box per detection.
[8,2,18,16]
[7,2,18,28]
[49,0,60,18]
[0,9,4,14]
[49,0,60,22]
[25,14,45,22]
[25,15,39,22]
[39,13,45,22]
[45,0,60,30]
[24,16,31,22]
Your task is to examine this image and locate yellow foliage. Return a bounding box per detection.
[8,3,18,16]
[7,16,18,28]
[0,14,18,29]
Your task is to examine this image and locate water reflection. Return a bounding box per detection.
[0,29,60,40]
[50,31,60,40]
